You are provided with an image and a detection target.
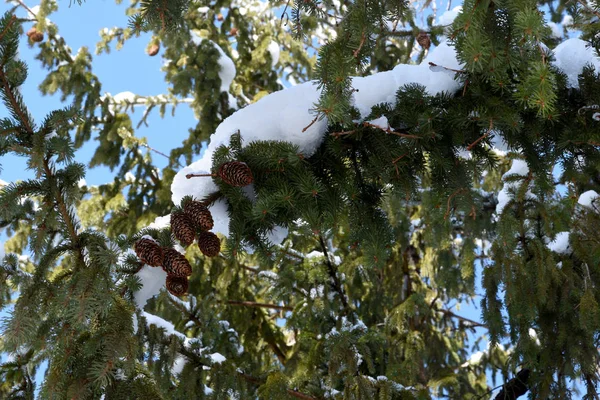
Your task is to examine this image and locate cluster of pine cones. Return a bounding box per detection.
[134,200,222,297]
[132,161,253,297]
[134,238,192,296]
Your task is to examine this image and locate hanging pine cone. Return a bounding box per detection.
[171,212,196,247]
[417,32,431,50]
[134,238,164,267]
[218,161,254,187]
[162,248,193,277]
[147,43,160,56]
[197,231,221,257]
[183,200,214,231]
[26,27,44,43]
[166,275,188,296]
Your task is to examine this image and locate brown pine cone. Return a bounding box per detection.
[197,231,221,257]
[27,27,44,43]
[166,275,188,296]
[134,238,164,267]
[171,212,196,247]
[162,248,193,277]
[183,200,214,231]
[147,43,160,56]
[218,161,254,187]
[416,32,431,50]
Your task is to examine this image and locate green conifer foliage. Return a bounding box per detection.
[2,0,600,398]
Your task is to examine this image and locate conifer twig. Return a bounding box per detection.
[224,300,293,311]
[302,114,320,132]
[186,172,216,179]
[467,119,494,151]
[318,234,351,316]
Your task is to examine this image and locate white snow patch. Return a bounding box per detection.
[553,39,600,89]
[267,41,280,67]
[367,115,390,129]
[113,91,137,103]
[171,354,187,375]
[147,215,171,230]
[578,190,599,209]
[503,159,529,178]
[190,31,236,92]
[142,311,186,340]
[547,232,570,254]
[210,352,226,364]
[171,40,467,235]
[134,265,168,308]
[547,22,562,39]
[438,6,462,26]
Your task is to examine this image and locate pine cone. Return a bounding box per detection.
[134,238,164,267]
[171,212,196,247]
[183,200,214,231]
[147,43,160,56]
[417,32,431,50]
[197,231,221,257]
[166,275,188,296]
[218,161,254,187]
[162,248,193,277]
[26,27,44,43]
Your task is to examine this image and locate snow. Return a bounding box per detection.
[547,232,570,254]
[503,159,529,178]
[367,115,390,130]
[267,41,280,67]
[132,314,138,334]
[172,39,464,222]
[257,270,278,280]
[171,355,187,375]
[77,178,86,188]
[133,265,167,308]
[113,91,137,103]
[578,190,599,209]
[552,39,600,89]
[438,6,462,26]
[172,37,600,236]
[190,31,236,92]
[547,22,562,39]
[210,352,226,364]
[142,311,186,340]
[496,159,535,214]
[147,214,170,230]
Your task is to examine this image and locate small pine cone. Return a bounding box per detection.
[229,27,238,36]
[27,27,44,43]
[197,231,221,257]
[171,212,196,247]
[217,13,224,21]
[134,238,164,267]
[147,43,160,56]
[166,275,188,296]
[417,32,431,50]
[218,161,254,187]
[162,248,193,277]
[183,200,214,231]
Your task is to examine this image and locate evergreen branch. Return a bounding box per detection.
[302,114,320,132]
[0,14,16,42]
[0,65,33,134]
[13,0,36,19]
[224,300,293,311]
[467,119,494,151]
[239,373,320,400]
[575,0,600,19]
[363,121,421,139]
[492,368,530,400]
[318,234,351,316]
[438,308,487,328]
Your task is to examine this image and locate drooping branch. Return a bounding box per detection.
[318,234,351,316]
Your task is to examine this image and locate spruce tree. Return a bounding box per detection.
[1,0,600,399]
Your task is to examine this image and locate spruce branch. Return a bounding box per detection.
[492,368,531,400]
[225,300,293,312]
[318,234,351,316]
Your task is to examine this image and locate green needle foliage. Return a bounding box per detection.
[1,0,600,398]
